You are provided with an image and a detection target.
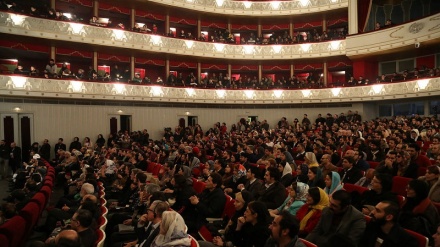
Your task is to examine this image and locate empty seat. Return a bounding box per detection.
[392,176,412,197]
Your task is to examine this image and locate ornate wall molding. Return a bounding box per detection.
[141,0,347,17]
[346,13,440,58]
[1,75,439,105]
[0,12,346,60]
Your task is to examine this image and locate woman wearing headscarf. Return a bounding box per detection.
[324,171,343,195]
[277,159,294,188]
[296,187,330,237]
[224,164,247,196]
[152,211,191,247]
[399,179,440,238]
[269,182,308,217]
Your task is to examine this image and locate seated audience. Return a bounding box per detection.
[418,165,440,202]
[269,181,308,217]
[257,167,286,209]
[265,210,305,247]
[324,171,343,195]
[296,187,329,237]
[151,211,191,247]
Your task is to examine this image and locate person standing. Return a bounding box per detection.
[0,140,10,179]
[9,142,22,175]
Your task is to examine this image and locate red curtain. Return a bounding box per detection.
[358,0,373,33]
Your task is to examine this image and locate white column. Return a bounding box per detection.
[348,0,358,35]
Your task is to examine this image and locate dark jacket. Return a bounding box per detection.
[233,221,270,247]
[257,181,286,209]
[339,167,363,185]
[359,222,418,247]
[242,179,263,201]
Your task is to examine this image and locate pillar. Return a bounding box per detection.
[227,64,231,79]
[50,46,56,60]
[130,9,135,29]
[92,51,98,70]
[289,22,293,37]
[50,0,55,9]
[257,24,262,37]
[323,62,328,87]
[322,18,327,32]
[197,19,201,38]
[165,59,170,78]
[348,0,358,35]
[290,64,294,77]
[197,63,202,84]
[165,14,170,34]
[258,64,262,82]
[93,1,98,17]
[130,56,135,79]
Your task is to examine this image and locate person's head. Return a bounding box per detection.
[307,166,321,182]
[304,152,317,164]
[159,211,187,236]
[371,173,393,193]
[269,210,300,242]
[247,166,259,180]
[342,156,355,169]
[244,201,269,225]
[406,143,420,159]
[54,229,81,247]
[145,183,160,198]
[329,190,351,215]
[147,200,170,222]
[306,187,322,205]
[234,191,251,211]
[264,167,281,184]
[371,201,400,226]
[79,183,94,197]
[325,171,341,192]
[406,179,429,201]
[71,209,93,231]
[206,172,222,190]
[426,165,440,182]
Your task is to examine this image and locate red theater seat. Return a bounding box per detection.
[19,202,41,233]
[392,176,412,197]
[405,229,428,247]
[300,238,317,247]
[0,216,27,247]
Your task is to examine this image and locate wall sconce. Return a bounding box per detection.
[151,86,163,96]
[69,81,85,93]
[273,90,283,98]
[244,90,255,99]
[216,89,226,98]
[243,45,254,54]
[185,88,195,96]
[113,84,126,94]
[185,40,195,49]
[150,35,162,45]
[331,88,341,97]
[69,23,84,34]
[301,89,312,97]
[10,14,25,25]
[417,79,429,90]
[215,0,224,7]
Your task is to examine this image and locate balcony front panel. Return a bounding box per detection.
[0,12,346,61]
[145,0,347,17]
[346,13,440,58]
[1,75,439,105]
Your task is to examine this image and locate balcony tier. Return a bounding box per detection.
[1,75,439,105]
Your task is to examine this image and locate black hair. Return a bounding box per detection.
[210,172,223,188]
[331,190,351,208]
[267,166,281,181]
[247,201,270,225]
[381,200,400,222]
[308,187,321,205]
[278,210,300,239]
[74,209,93,228]
[374,173,393,192]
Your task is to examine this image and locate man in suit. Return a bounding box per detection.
[339,156,363,185]
[54,138,67,159]
[132,200,170,247]
[257,167,286,209]
[306,190,366,247]
[238,166,263,200]
[359,200,417,247]
[9,142,21,174]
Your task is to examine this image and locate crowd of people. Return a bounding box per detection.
[1,110,440,247]
[9,58,440,90]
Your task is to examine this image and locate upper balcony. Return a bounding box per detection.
[1,75,439,105]
[120,0,348,17]
[0,11,346,61]
[346,13,440,59]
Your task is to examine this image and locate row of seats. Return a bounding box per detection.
[96,181,108,247]
[0,160,55,247]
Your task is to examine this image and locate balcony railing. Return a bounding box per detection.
[0,11,346,60]
[1,75,439,105]
[147,0,348,16]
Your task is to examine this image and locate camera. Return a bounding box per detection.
[415,42,420,48]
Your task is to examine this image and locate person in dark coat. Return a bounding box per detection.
[9,142,22,174]
[189,172,226,233]
[360,200,418,247]
[39,139,51,161]
[257,167,287,209]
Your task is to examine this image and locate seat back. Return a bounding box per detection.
[367,161,379,169]
[152,163,162,176]
[222,194,236,219]
[193,180,206,194]
[40,185,52,199]
[198,225,213,242]
[95,229,106,247]
[189,234,200,247]
[98,215,108,231]
[0,215,27,247]
[30,192,47,212]
[343,183,368,195]
[392,176,412,197]
[405,229,428,247]
[299,238,317,247]
[0,234,9,247]
[19,201,41,233]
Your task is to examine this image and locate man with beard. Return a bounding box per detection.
[306,190,365,246]
[359,201,417,247]
[265,210,306,247]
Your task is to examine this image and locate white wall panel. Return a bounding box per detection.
[0,102,366,149]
